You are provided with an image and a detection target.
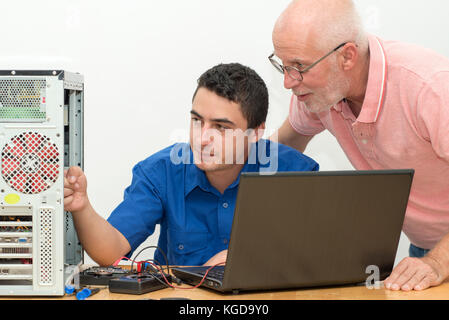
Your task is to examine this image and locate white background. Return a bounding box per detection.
[2,0,448,266]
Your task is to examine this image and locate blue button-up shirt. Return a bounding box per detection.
[107,139,319,266]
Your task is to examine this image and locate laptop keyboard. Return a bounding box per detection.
[198,266,225,280]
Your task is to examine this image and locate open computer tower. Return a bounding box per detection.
[0,70,83,295]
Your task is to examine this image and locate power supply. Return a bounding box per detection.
[0,70,84,295]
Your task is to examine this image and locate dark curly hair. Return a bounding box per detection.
[192,63,269,129]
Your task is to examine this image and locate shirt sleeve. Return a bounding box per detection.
[107,162,164,255]
[291,151,320,172]
[416,71,449,163]
[266,140,320,173]
[288,94,326,136]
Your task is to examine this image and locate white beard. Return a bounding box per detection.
[303,63,351,114]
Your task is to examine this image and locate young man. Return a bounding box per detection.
[64,63,319,267]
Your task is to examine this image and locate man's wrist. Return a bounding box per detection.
[424,250,449,281]
[71,200,93,218]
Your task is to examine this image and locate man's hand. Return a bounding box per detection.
[384,255,445,291]
[203,250,228,266]
[64,166,89,213]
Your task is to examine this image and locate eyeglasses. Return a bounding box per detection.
[268,42,347,81]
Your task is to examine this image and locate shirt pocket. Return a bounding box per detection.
[167,229,210,266]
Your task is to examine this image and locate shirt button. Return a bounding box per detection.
[178,244,184,250]
[222,202,229,208]
[223,239,228,244]
[361,139,368,144]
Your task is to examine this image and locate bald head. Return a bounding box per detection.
[273,0,367,53]
[271,0,371,114]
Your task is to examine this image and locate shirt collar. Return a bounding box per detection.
[226,141,260,189]
[184,148,211,196]
[355,34,388,123]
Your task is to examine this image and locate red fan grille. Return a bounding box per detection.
[1,132,60,194]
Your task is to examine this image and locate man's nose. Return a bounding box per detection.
[283,72,301,90]
[200,125,214,147]
[191,121,210,147]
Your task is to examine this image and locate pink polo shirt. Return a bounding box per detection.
[289,35,449,250]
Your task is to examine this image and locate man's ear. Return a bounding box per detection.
[340,42,358,71]
[249,122,266,143]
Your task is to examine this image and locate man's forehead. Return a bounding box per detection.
[273,44,314,65]
[273,29,320,63]
[191,108,237,122]
[191,96,243,123]
[272,8,323,61]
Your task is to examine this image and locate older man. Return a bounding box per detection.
[270,0,449,291]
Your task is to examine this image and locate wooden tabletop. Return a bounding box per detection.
[3,282,449,300]
[74,264,449,300]
[2,265,448,300]
[58,279,449,300]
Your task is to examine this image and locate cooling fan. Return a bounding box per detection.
[1,132,60,194]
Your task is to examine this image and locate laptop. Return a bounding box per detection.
[172,170,414,294]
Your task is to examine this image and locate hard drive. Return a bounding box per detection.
[108,272,172,295]
[79,266,130,286]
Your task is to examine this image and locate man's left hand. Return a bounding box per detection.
[203,250,228,266]
[384,256,445,291]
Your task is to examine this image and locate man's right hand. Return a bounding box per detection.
[63,167,131,266]
[64,166,89,213]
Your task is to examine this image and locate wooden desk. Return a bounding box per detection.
[59,280,449,300]
[60,265,449,300]
[2,265,448,300]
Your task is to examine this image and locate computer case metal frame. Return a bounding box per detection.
[0,70,83,295]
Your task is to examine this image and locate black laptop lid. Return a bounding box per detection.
[221,170,414,292]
